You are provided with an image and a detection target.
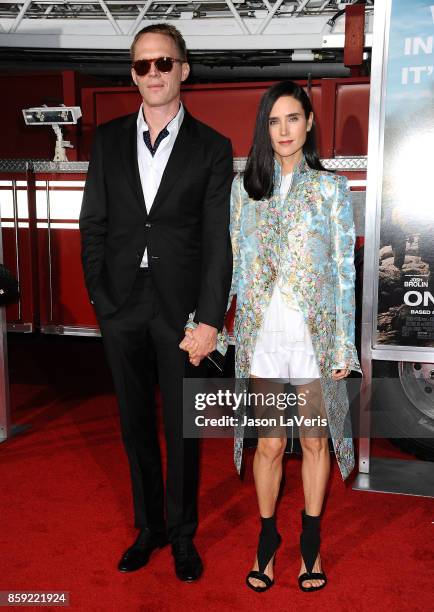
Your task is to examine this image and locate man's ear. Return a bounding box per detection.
[131,68,137,87]
[181,62,190,82]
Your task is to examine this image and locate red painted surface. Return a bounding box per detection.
[182,83,321,158]
[335,82,370,156]
[80,80,336,158]
[81,78,369,159]
[61,70,79,161]
[0,71,113,161]
[320,79,337,159]
[38,228,97,328]
[82,82,321,159]
[34,175,97,328]
[344,3,366,68]
[0,73,63,159]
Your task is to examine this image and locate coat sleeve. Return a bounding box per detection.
[226,174,244,312]
[79,127,107,301]
[195,137,234,330]
[330,175,362,373]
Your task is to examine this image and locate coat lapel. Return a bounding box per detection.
[275,155,315,226]
[120,113,147,213]
[148,111,198,217]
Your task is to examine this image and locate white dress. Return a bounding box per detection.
[250,172,321,384]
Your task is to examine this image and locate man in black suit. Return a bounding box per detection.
[79,23,233,582]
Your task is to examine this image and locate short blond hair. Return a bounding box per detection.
[130,23,188,62]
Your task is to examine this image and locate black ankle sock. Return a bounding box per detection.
[300,511,321,574]
[257,516,280,573]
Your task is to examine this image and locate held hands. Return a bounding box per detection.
[332,368,351,380]
[179,322,218,366]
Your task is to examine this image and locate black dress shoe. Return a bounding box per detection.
[171,538,203,582]
[118,529,168,573]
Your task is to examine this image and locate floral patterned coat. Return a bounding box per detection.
[229,154,362,480]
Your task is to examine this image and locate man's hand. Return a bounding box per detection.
[179,323,217,366]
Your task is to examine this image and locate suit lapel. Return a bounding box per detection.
[120,113,147,214]
[148,111,198,217]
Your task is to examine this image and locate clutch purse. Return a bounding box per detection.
[185,312,229,373]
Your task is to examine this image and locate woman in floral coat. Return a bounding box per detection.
[229,81,361,593]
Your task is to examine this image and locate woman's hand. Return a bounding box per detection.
[332,368,350,380]
[179,325,217,367]
[179,329,200,364]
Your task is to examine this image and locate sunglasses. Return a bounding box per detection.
[132,56,183,76]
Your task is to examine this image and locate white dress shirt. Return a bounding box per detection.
[136,102,185,267]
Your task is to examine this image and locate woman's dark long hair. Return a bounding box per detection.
[244,81,326,200]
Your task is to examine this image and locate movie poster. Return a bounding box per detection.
[376,0,434,346]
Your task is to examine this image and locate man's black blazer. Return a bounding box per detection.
[79,109,233,332]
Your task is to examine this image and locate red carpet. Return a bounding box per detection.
[1,335,433,611]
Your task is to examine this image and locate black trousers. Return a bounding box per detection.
[98,268,202,541]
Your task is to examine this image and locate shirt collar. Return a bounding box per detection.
[137,102,184,137]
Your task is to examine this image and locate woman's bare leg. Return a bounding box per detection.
[297,380,330,589]
[248,376,286,588]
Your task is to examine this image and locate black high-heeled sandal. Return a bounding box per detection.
[246,516,282,593]
[298,509,327,592]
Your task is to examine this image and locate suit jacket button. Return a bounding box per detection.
[145,223,151,228]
